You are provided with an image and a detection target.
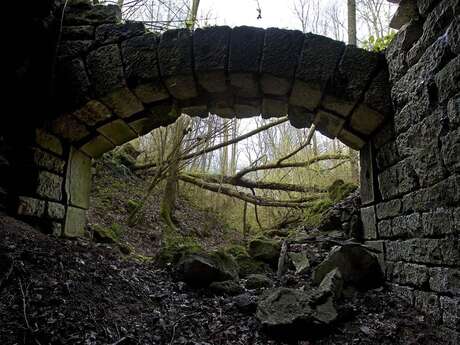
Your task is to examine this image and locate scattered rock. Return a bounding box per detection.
[313,244,383,290]
[233,293,258,314]
[176,251,238,288]
[288,251,310,274]
[319,268,343,301]
[256,288,337,340]
[248,238,281,267]
[245,274,273,289]
[210,280,244,296]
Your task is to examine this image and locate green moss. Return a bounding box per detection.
[225,245,248,258]
[158,232,204,265]
[328,179,357,203]
[302,198,334,228]
[92,223,124,243]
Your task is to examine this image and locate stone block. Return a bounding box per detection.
[17,197,46,217]
[52,113,90,142]
[79,134,115,158]
[73,100,112,127]
[128,117,158,136]
[194,26,231,93]
[447,16,460,55]
[360,143,377,204]
[234,98,260,119]
[378,165,399,200]
[63,206,86,237]
[158,29,197,100]
[260,28,304,96]
[287,106,314,129]
[376,141,400,171]
[262,98,288,118]
[66,148,91,209]
[361,206,378,240]
[229,26,265,97]
[435,56,460,103]
[36,171,63,201]
[390,0,420,29]
[337,128,366,150]
[389,283,414,305]
[57,58,91,109]
[378,219,393,238]
[95,22,145,45]
[62,25,94,40]
[429,267,460,295]
[440,296,460,330]
[371,120,395,149]
[422,207,457,236]
[33,148,65,175]
[392,213,422,238]
[97,119,137,146]
[396,159,419,194]
[376,199,402,220]
[181,105,208,118]
[51,222,63,237]
[86,44,125,98]
[314,111,345,139]
[414,290,442,323]
[58,40,93,60]
[47,202,66,220]
[364,240,385,271]
[391,262,429,287]
[447,95,460,127]
[64,4,121,25]
[290,34,344,110]
[36,129,63,156]
[323,46,381,117]
[121,34,169,104]
[101,87,144,118]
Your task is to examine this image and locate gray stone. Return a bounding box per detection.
[36,129,63,156]
[36,171,63,201]
[390,262,429,287]
[389,283,414,305]
[447,95,460,128]
[260,28,304,96]
[95,22,145,45]
[414,290,442,323]
[229,26,265,97]
[314,111,345,139]
[361,206,378,240]
[288,251,310,275]
[73,100,112,127]
[360,143,377,205]
[323,46,380,117]
[313,244,383,290]
[256,288,337,339]
[64,5,121,25]
[247,238,281,267]
[337,128,366,150]
[233,293,258,314]
[390,0,420,29]
[33,148,65,175]
[422,207,457,236]
[378,164,399,200]
[47,202,66,220]
[262,98,288,118]
[62,25,94,40]
[245,274,273,289]
[446,16,460,54]
[86,44,125,98]
[158,29,197,100]
[440,296,460,330]
[376,141,400,171]
[79,134,115,158]
[429,267,460,295]
[287,106,314,129]
[121,33,169,104]
[57,58,91,109]
[66,148,91,209]
[63,206,86,237]
[290,34,344,110]
[319,268,343,301]
[97,119,137,146]
[194,26,231,93]
[376,199,402,220]
[17,197,46,217]
[378,219,393,238]
[209,280,244,296]
[58,40,93,60]
[435,56,460,104]
[372,121,396,150]
[101,87,144,118]
[392,213,421,238]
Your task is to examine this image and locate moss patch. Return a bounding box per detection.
[328,179,357,203]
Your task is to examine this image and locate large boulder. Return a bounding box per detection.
[176,251,239,288]
[256,288,337,340]
[245,274,273,289]
[313,244,383,290]
[248,238,281,267]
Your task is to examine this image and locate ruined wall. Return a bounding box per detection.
[360,0,459,341]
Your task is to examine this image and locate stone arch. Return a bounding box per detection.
[13,1,392,237]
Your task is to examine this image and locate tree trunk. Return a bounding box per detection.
[347,0,357,46]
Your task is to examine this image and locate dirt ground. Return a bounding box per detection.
[0,214,445,345]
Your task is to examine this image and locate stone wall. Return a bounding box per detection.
[360,0,459,341]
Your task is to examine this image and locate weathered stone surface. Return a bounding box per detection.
[361,206,378,240]
[101,87,144,118]
[128,117,160,136]
[158,29,197,100]
[58,40,93,60]
[414,290,442,322]
[376,199,402,220]
[337,128,366,150]
[392,213,422,238]
[73,100,112,126]
[442,128,460,175]
[435,56,460,103]
[287,106,314,129]
[36,171,63,201]
[389,283,414,305]
[390,0,420,29]
[79,134,115,158]
[446,16,460,54]
[290,34,344,110]
[248,238,281,267]
[422,207,458,236]
[17,197,46,217]
[260,28,304,96]
[66,148,91,209]
[378,219,393,238]
[62,25,94,40]
[97,119,137,146]
[262,98,288,118]
[121,33,169,104]
[64,206,86,237]
[288,251,310,275]
[256,288,337,339]
[234,99,260,119]
[57,58,91,109]
[52,113,90,142]
[194,26,231,93]
[64,4,121,25]
[47,202,66,220]
[33,148,65,175]
[245,274,273,289]
[36,129,64,156]
[95,22,145,45]
[323,46,381,117]
[376,141,400,170]
[318,268,343,301]
[440,296,460,330]
[372,120,395,149]
[209,280,244,296]
[229,26,264,97]
[360,143,377,205]
[313,244,383,290]
[314,111,345,139]
[388,262,429,287]
[429,267,460,295]
[86,44,125,98]
[176,252,239,288]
